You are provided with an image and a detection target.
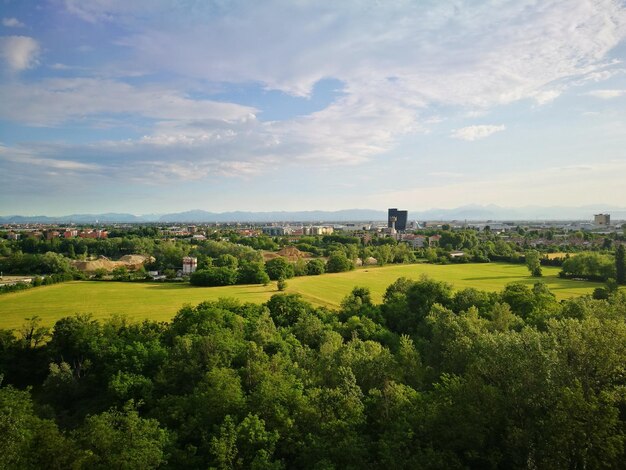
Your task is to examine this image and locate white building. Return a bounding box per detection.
[182,256,198,275]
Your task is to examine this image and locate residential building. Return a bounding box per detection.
[303,226,334,236]
[262,226,294,236]
[63,229,78,238]
[428,234,441,247]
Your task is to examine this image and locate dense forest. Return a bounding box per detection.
[1,277,625,469]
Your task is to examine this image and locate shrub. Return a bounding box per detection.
[190,267,238,286]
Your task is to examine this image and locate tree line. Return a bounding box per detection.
[1,277,626,468]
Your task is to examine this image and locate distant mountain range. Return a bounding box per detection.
[1,205,625,224]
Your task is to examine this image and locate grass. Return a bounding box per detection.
[0,262,602,329]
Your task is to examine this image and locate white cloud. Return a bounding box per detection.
[532,89,562,105]
[0,35,40,71]
[2,18,25,28]
[0,78,257,126]
[586,89,626,98]
[1,0,624,187]
[451,125,506,141]
[48,0,626,175]
[106,0,626,102]
[0,144,102,171]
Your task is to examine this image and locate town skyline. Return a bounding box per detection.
[1,1,626,214]
[1,204,626,223]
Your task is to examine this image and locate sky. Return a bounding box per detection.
[1,0,626,216]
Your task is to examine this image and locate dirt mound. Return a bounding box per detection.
[262,246,311,262]
[262,252,279,261]
[277,246,309,261]
[71,255,154,273]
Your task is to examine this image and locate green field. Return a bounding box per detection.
[0,263,602,329]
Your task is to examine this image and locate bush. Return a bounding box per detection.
[561,252,616,281]
[190,267,238,286]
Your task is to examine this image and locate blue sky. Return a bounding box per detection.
[1,0,626,215]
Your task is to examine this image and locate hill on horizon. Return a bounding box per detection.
[1,205,625,224]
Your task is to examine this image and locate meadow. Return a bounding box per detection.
[0,262,601,329]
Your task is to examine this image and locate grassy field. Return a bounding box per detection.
[0,263,602,329]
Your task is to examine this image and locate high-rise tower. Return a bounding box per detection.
[388,208,408,231]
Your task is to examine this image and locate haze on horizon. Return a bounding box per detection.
[1,0,626,216]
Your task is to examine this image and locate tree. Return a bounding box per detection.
[616,245,625,285]
[264,257,294,281]
[306,259,325,275]
[525,250,542,277]
[210,414,282,470]
[0,386,80,469]
[561,252,616,281]
[19,316,49,349]
[277,278,287,291]
[326,251,354,273]
[190,267,238,286]
[76,404,169,469]
[266,294,312,327]
[215,254,239,270]
[237,261,270,285]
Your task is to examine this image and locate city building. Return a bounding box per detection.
[262,226,294,236]
[399,234,426,248]
[388,208,408,231]
[341,223,372,232]
[63,229,78,238]
[303,225,334,236]
[594,214,610,226]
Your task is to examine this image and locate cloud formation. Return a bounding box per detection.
[586,89,626,98]
[0,35,40,71]
[0,78,257,126]
[451,125,506,141]
[2,1,626,213]
[2,18,25,28]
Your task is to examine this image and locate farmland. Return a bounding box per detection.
[0,262,602,329]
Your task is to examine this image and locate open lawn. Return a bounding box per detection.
[0,263,602,329]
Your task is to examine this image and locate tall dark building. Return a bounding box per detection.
[388,208,408,231]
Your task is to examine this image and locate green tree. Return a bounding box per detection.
[76,404,169,469]
[0,385,80,469]
[266,294,312,327]
[210,414,282,470]
[190,267,238,286]
[306,258,325,275]
[500,283,536,319]
[264,257,294,281]
[215,254,239,270]
[616,245,625,285]
[525,250,542,277]
[277,277,287,291]
[561,252,616,281]
[237,261,270,285]
[326,251,354,273]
